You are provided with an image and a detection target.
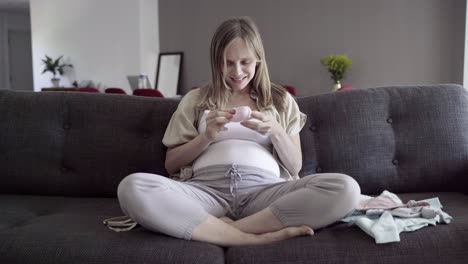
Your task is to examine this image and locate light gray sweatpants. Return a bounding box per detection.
[117,164,360,240]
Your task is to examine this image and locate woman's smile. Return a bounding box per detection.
[224,37,258,91]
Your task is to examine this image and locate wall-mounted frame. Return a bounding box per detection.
[155,52,183,97]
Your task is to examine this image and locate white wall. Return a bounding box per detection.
[465,0,468,88]
[0,9,30,88]
[30,0,159,93]
[160,0,465,96]
[140,0,159,89]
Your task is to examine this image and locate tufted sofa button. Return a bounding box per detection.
[63,123,71,130]
[387,117,393,124]
[316,167,323,173]
[143,132,150,139]
[310,125,317,132]
[61,166,68,173]
[392,159,399,165]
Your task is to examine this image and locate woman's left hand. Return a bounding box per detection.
[240,111,282,136]
[242,110,302,175]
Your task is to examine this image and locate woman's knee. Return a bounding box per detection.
[117,173,144,211]
[327,173,361,213]
[305,173,361,210]
[118,173,143,198]
[336,174,360,198]
[117,173,167,209]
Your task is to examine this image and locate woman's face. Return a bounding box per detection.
[223,37,258,92]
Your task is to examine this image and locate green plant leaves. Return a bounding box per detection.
[320,55,352,83]
[41,55,73,78]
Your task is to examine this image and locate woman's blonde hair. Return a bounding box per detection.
[197,16,287,112]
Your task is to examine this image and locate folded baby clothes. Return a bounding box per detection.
[356,193,430,211]
[341,190,452,244]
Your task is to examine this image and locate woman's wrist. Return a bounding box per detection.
[200,132,215,145]
[269,123,284,138]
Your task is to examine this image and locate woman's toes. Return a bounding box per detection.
[284,226,313,237]
[299,225,314,236]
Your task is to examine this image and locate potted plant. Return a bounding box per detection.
[320,55,352,91]
[41,55,73,87]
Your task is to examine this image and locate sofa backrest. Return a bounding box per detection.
[1,84,467,197]
[0,91,178,197]
[298,84,468,194]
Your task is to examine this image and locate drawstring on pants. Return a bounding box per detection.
[225,164,243,194]
[225,164,243,217]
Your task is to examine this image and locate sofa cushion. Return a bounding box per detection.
[0,195,224,264]
[225,192,468,264]
[297,84,468,195]
[2,85,467,197]
[0,91,179,197]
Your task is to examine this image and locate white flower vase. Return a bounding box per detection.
[332,80,341,91]
[51,78,60,87]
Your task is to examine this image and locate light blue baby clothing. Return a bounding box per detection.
[341,191,453,244]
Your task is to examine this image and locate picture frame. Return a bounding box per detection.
[155,52,183,97]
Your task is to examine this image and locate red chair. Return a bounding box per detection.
[78,87,99,93]
[282,85,297,96]
[337,85,353,91]
[105,88,126,94]
[133,89,164,97]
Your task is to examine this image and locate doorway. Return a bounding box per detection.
[7,29,33,91]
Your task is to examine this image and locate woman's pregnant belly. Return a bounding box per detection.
[193,139,280,177]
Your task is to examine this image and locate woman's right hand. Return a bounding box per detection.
[204,109,235,141]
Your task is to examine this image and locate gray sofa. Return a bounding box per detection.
[1,84,467,264]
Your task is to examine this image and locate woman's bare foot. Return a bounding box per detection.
[192,214,313,247]
[216,216,313,245]
[255,225,314,245]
